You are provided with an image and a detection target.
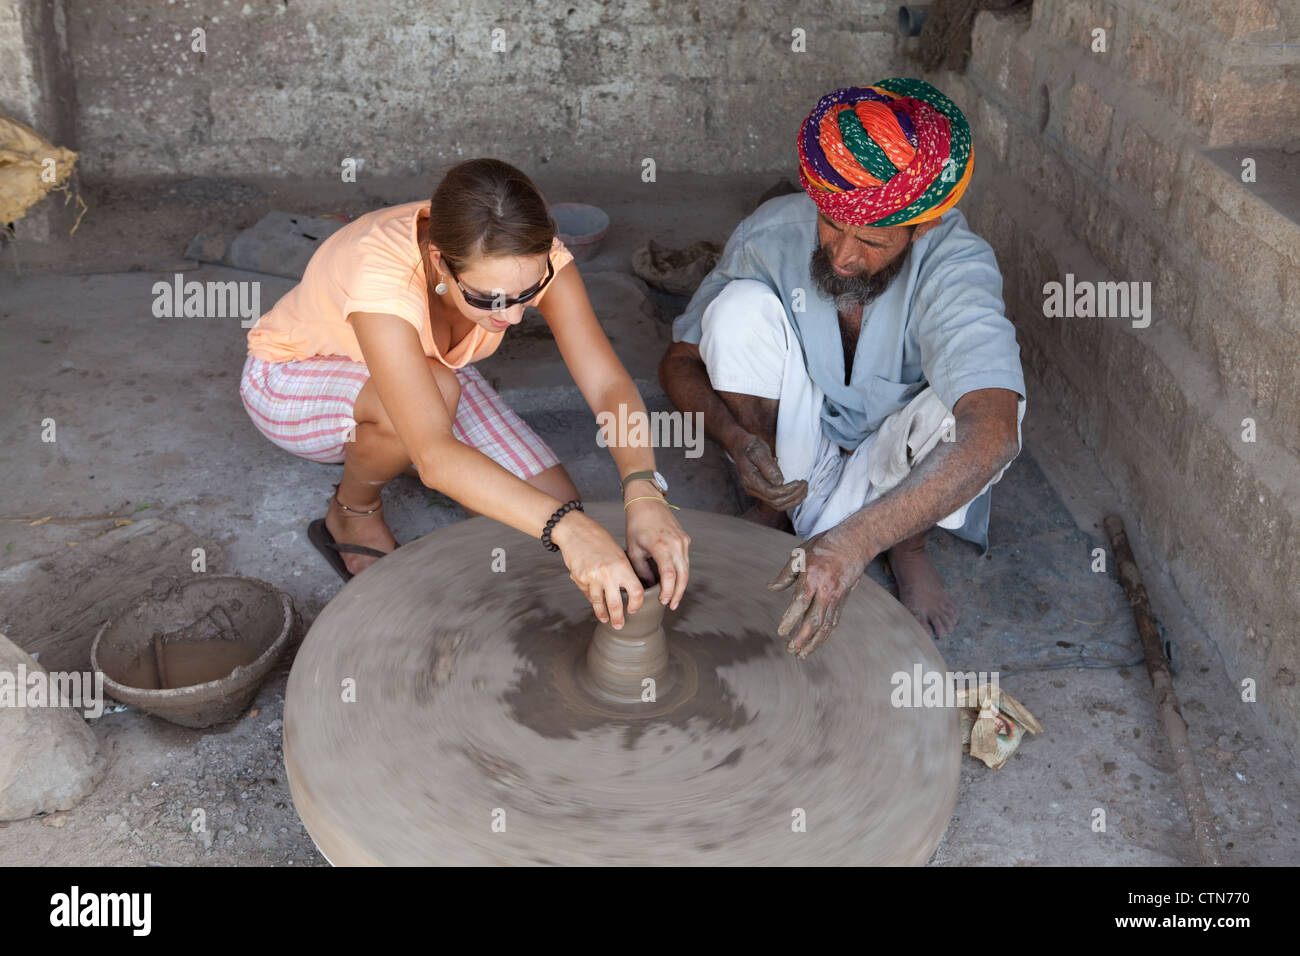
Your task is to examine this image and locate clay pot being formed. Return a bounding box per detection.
[584,584,669,703]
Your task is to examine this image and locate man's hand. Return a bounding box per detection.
[730,432,808,511]
[767,523,873,659]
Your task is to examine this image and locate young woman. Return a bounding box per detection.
[239,158,690,627]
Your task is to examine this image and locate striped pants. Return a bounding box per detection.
[238,353,560,479]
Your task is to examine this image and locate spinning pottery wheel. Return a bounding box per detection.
[284,503,959,865]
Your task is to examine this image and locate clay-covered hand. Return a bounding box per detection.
[553,511,645,629]
[766,524,871,660]
[624,498,691,611]
[729,432,808,510]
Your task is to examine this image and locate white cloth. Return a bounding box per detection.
[699,279,1025,539]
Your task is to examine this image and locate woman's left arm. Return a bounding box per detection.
[537,263,691,609]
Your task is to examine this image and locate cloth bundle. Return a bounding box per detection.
[0,111,77,227]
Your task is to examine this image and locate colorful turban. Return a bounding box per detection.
[796,78,973,228]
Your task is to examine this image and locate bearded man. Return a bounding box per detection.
[659,79,1026,656]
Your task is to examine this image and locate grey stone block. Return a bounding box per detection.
[224,212,348,279]
[0,632,105,822]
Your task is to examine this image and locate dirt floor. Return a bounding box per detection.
[2,173,1298,866]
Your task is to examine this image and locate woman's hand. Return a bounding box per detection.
[624,497,691,611]
[551,512,645,628]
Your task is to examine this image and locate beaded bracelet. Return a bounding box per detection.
[541,499,584,552]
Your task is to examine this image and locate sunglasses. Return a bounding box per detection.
[443,256,555,311]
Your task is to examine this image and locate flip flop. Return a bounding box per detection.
[308,519,398,583]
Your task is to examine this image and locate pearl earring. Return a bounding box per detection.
[434,278,448,295]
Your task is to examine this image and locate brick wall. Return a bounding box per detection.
[943,0,1300,741]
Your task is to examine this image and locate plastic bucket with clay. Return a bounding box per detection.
[549,202,609,261]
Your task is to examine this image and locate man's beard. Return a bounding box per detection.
[809,242,909,313]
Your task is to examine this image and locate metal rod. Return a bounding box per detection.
[1104,515,1221,866]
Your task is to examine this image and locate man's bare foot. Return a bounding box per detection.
[886,534,958,637]
[740,501,794,533]
[324,491,396,577]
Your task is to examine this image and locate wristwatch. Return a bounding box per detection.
[621,470,668,496]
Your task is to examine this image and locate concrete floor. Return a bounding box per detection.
[2,174,1297,865]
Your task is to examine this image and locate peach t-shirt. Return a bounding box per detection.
[246,201,574,368]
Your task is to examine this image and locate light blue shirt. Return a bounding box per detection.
[673,193,1024,446]
[672,193,1026,549]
